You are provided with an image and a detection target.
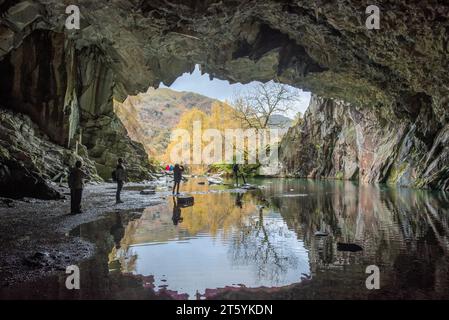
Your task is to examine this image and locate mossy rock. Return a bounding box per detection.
[335,171,344,180]
[387,163,409,184]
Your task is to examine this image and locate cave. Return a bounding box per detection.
[1,0,449,301]
[2,0,449,199]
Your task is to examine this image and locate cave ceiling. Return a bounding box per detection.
[1,0,449,114]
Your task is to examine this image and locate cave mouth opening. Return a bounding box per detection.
[1,0,447,198]
[114,64,312,166]
[0,24,320,198]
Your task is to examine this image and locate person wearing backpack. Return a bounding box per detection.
[115,158,127,204]
[68,160,88,214]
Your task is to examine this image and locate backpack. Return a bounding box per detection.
[111,170,117,182]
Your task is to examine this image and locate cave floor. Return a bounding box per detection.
[0,182,165,288]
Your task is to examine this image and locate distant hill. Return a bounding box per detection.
[268,114,293,128]
[114,88,293,160]
[114,88,218,158]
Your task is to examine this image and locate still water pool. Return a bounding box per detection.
[106,178,449,299]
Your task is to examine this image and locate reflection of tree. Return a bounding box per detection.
[180,191,256,236]
[263,178,449,295]
[229,206,300,284]
[108,177,449,298]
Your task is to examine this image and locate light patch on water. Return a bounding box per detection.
[274,194,309,198]
[128,213,310,298]
[110,179,311,299]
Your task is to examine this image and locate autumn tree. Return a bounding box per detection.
[164,103,240,173]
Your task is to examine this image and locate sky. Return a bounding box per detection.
[160,65,311,118]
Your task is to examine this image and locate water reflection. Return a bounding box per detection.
[4,178,447,299]
[229,206,306,285]
[106,178,449,299]
[260,179,449,298]
[171,197,184,226]
[110,181,310,298]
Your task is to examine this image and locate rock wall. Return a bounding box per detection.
[74,44,155,180]
[0,30,70,146]
[3,1,448,110]
[280,95,449,190]
[0,109,101,199]
[0,3,155,197]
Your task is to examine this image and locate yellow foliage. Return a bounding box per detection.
[164,102,245,173]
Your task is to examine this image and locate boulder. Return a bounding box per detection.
[337,243,363,252]
[140,189,156,195]
[176,195,194,208]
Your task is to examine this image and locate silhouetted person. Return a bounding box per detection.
[172,164,184,195]
[116,158,127,204]
[68,160,88,214]
[172,196,183,225]
[232,163,240,186]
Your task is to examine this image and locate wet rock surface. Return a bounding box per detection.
[280,95,449,190]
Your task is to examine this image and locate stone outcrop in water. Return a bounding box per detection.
[1,1,449,192]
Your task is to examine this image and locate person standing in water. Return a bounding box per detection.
[232,163,240,186]
[172,164,184,195]
[115,158,127,204]
[68,160,88,214]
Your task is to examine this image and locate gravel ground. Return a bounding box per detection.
[0,182,166,288]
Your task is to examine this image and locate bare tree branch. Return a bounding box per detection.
[231,81,300,130]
